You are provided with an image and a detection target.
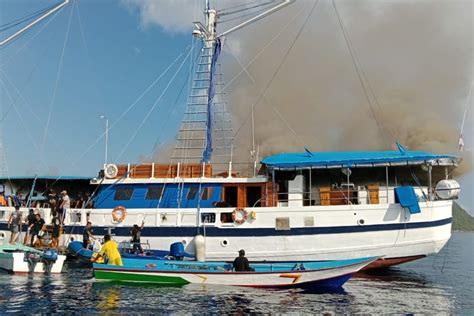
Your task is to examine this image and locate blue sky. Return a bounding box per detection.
[0,0,472,212]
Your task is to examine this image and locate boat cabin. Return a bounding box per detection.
[91,150,459,210]
[261,150,460,207]
[92,163,277,210]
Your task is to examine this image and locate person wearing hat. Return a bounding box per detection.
[7,205,22,244]
[233,249,253,272]
[59,190,70,224]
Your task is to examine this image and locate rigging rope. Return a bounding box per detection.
[38,45,193,193]
[41,3,74,156]
[226,44,315,149]
[0,76,49,174]
[0,4,62,63]
[219,1,274,17]
[218,0,261,14]
[114,47,194,162]
[71,45,192,165]
[332,0,391,147]
[220,4,277,24]
[232,0,320,140]
[0,1,60,32]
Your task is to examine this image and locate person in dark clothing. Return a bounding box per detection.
[25,209,36,245]
[83,221,94,249]
[51,212,61,248]
[131,221,144,253]
[31,213,45,247]
[233,249,253,272]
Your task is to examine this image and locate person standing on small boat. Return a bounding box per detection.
[233,249,253,272]
[94,234,123,266]
[83,221,94,249]
[51,212,61,248]
[7,205,22,244]
[31,212,45,247]
[131,221,144,254]
[25,209,36,244]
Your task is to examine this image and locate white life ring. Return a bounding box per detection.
[112,206,127,223]
[105,164,119,178]
[232,208,248,225]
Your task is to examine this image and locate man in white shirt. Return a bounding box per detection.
[59,190,70,224]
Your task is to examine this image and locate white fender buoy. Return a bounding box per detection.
[194,234,206,262]
[435,180,461,200]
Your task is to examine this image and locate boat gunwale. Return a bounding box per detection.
[93,257,377,276]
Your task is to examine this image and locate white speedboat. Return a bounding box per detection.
[0,242,66,274]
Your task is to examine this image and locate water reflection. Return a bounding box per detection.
[97,287,120,311]
[0,233,472,314]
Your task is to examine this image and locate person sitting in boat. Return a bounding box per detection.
[83,221,95,249]
[31,212,45,247]
[131,221,144,254]
[7,205,22,244]
[93,234,123,266]
[233,249,254,272]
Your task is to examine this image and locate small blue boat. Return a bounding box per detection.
[93,256,378,289]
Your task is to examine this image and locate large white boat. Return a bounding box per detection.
[0,1,461,269]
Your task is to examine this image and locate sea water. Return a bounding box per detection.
[0,232,472,314]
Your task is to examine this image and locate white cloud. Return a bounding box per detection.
[121,0,199,33]
[121,0,260,34]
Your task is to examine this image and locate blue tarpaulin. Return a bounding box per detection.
[394,186,421,214]
[202,39,221,163]
[261,151,457,169]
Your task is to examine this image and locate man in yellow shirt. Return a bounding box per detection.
[95,234,123,266]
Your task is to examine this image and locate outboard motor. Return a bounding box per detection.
[24,252,41,273]
[41,249,58,273]
[169,242,186,261]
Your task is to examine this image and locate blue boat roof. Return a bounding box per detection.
[0,175,92,181]
[261,150,458,169]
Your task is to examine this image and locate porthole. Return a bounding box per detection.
[357,219,365,225]
[0,232,5,239]
[220,239,229,247]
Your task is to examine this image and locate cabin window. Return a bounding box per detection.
[201,187,213,200]
[187,187,199,200]
[201,213,216,223]
[146,187,163,200]
[114,188,134,200]
[220,212,233,223]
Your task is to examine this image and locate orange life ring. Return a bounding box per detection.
[232,208,248,225]
[112,206,127,223]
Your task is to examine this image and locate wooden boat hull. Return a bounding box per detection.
[93,257,377,289]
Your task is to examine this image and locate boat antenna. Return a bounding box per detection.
[250,103,256,159]
[0,0,70,47]
[458,82,472,152]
